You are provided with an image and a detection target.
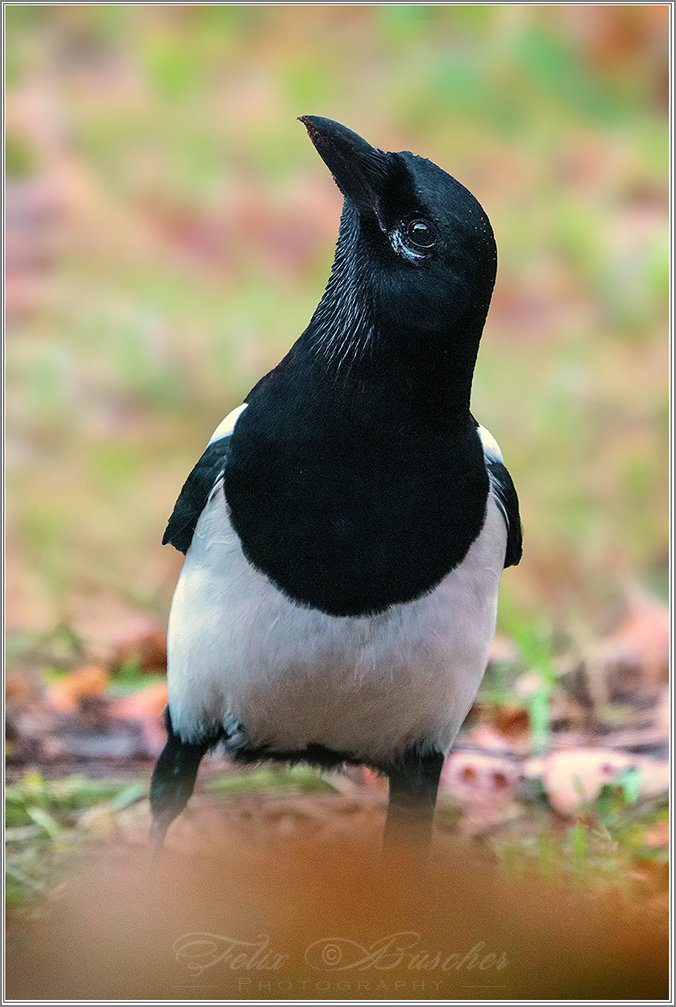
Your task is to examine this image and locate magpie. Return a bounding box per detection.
[149,116,522,853]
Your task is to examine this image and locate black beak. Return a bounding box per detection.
[299,115,389,219]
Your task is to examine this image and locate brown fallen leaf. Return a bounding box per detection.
[67,596,166,668]
[494,705,531,743]
[46,666,109,713]
[110,631,167,674]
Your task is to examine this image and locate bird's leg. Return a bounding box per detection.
[148,707,213,855]
[383,748,445,857]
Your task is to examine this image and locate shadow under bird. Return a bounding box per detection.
[149,115,522,853]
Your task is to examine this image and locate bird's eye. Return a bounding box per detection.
[406,220,436,249]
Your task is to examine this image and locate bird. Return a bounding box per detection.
[149,115,522,854]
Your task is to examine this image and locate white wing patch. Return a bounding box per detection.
[477,424,503,463]
[207,403,248,446]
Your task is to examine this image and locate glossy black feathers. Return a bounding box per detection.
[485,457,523,568]
[225,375,490,617]
[163,117,521,612]
[163,438,230,554]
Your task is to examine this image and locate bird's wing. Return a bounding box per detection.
[477,424,523,569]
[163,405,247,554]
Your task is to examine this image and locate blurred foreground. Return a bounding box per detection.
[6,819,668,1000]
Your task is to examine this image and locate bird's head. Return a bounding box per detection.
[300,116,497,403]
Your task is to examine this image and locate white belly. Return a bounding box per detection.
[167,485,506,764]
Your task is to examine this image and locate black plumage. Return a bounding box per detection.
[151,116,522,854]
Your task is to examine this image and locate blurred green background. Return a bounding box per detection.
[5,5,669,653]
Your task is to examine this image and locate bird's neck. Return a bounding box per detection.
[300,207,487,426]
[304,205,375,373]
